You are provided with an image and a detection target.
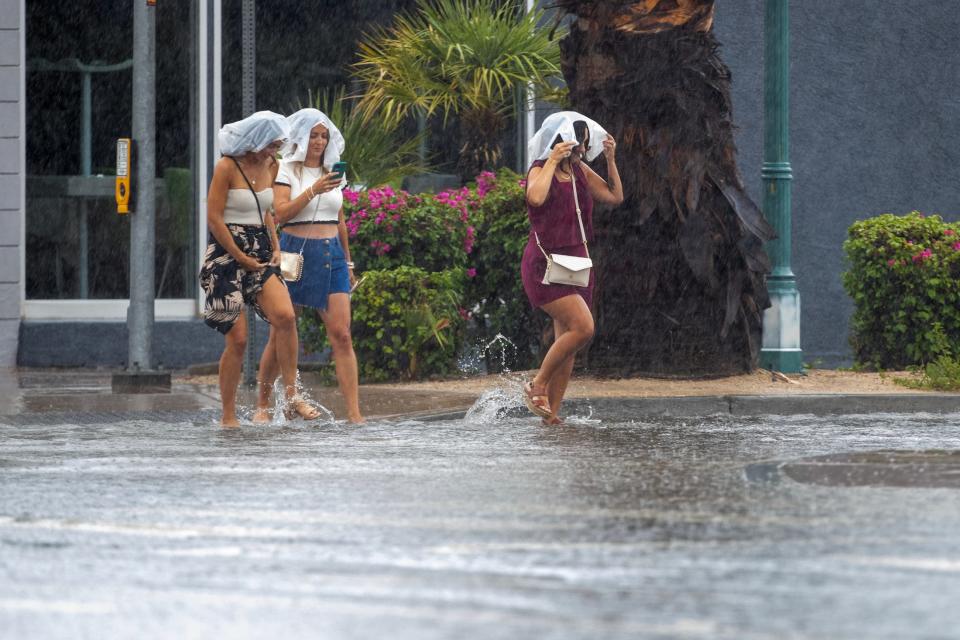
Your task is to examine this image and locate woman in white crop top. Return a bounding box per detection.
[253,108,364,424]
[199,111,314,427]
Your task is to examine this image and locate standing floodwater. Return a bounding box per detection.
[3,409,960,638]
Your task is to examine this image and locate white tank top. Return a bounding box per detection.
[275,160,343,224]
[223,188,273,225]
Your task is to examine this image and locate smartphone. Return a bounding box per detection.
[331,161,348,182]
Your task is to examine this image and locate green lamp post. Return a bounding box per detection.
[760,0,803,373]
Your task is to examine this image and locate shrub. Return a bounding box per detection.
[343,184,476,274]
[300,169,543,381]
[894,355,960,391]
[842,211,960,368]
[466,169,545,370]
[300,266,466,383]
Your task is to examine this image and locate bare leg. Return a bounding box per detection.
[545,317,576,423]
[319,293,364,423]
[531,294,594,417]
[255,276,299,403]
[253,326,281,423]
[219,313,248,428]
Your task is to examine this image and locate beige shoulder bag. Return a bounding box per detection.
[535,170,593,287]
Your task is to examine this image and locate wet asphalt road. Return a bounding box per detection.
[2,394,960,639]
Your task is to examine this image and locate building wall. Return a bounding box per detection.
[714,2,960,366]
[0,0,22,367]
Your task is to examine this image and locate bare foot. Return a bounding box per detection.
[221,415,240,428]
[347,413,366,424]
[541,415,564,426]
[252,407,271,424]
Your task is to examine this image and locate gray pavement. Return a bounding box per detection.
[2,370,960,638]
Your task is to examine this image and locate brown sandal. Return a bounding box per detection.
[523,381,552,419]
[284,397,322,421]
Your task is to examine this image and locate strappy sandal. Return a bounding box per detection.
[284,397,322,421]
[522,381,552,419]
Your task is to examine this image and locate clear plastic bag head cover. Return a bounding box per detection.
[218,111,290,156]
[282,108,345,169]
[527,111,608,167]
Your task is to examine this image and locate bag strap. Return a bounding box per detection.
[570,170,589,258]
[230,156,264,225]
[533,166,589,260]
[296,170,325,257]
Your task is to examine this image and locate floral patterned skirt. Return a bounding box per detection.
[199,224,283,334]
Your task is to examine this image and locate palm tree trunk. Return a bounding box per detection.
[557,0,774,376]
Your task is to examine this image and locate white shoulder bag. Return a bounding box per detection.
[536,170,593,287]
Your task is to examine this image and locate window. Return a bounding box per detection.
[25,1,198,301]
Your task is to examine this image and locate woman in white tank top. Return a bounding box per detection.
[199,111,309,427]
[253,108,364,424]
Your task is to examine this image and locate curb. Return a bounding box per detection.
[573,394,960,418]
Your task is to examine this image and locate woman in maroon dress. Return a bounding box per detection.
[521,112,623,424]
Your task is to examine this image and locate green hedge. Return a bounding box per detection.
[300,266,466,382]
[300,169,541,381]
[842,211,960,368]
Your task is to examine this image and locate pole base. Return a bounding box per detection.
[111,370,171,394]
[759,348,804,374]
[761,278,803,373]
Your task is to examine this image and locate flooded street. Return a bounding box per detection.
[3,404,960,639]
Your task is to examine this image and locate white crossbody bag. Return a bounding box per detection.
[535,171,592,287]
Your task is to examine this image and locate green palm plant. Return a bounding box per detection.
[353,0,564,181]
[299,86,428,189]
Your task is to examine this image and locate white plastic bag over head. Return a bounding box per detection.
[218,111,290,156]
[282,108,345,170]
[527,111,608,167]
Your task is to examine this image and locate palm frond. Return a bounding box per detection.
[353,0,565,126]
[297,86,430,189]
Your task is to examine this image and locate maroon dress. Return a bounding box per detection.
[521,160,595,308]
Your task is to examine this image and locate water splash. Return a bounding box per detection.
[459,333,528,422]
[484,333,518,373]
[458,333,520,376]
[270,371,335,426]
[464,386,525,423]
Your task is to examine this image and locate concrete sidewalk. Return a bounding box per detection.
[3,368,960,423]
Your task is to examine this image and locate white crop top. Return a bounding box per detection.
[223,188,272,225]
[275,160,343,224]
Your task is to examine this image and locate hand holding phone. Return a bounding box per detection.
[331,161,348,183]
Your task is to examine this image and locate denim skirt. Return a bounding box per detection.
[280,233,351,311]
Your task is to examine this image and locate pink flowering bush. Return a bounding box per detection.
[843,211,960,368]
[343,183,479,274]
[301,169,535,380]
